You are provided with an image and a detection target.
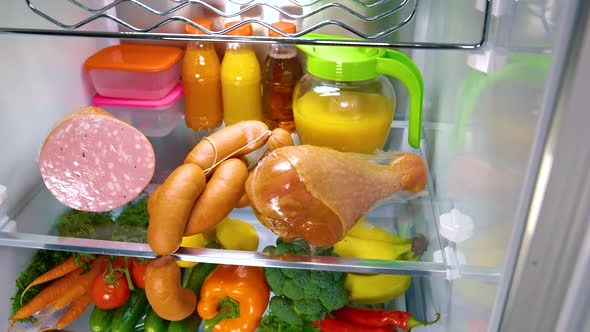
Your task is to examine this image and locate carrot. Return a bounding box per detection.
[11,268,84,321]
[20,255,91,305]
[55,292,93,329]
[53,257,104,310]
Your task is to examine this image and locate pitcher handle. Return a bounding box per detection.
[376,50,424,149]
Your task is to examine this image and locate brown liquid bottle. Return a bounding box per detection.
[262,22,303,132]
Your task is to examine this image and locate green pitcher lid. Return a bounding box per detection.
[298,35,386,81]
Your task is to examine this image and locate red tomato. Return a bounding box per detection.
[130,258,149,289]
[90,272,131,309]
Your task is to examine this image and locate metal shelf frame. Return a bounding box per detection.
[0,0,493,49]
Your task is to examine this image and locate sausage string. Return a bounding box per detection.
[201,130,272,175]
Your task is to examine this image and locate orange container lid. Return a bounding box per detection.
[224,21,253,36]
[84,44,184,73]
[269,22,296,37]
[185,18,213,35]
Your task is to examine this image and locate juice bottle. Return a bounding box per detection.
[221,22,262,126]
[262,22,303,132]
[182,18,223,131]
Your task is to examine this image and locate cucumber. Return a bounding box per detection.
[144,307,169,332]
[110,289,149,332]
[186,261,217,299]
[89,305,115,332]
[167,315,201,332]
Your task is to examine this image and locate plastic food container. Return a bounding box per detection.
[92,83,184,137]
[85,44,183,100]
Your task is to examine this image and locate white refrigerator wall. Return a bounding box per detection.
[0,1,117,327]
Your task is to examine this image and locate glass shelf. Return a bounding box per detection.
[0,125,501,281]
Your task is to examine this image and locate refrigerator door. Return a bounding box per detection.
[411,0,586,331]
[496,1,590,330]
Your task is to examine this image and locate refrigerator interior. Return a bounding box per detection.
[0,0,565,331]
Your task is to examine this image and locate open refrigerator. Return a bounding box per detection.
[1,0,589,331]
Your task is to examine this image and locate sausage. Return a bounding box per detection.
[235,128,294,208]
[146,185,161,215]
[235,191,250,208]
[184,121,270,172]
[268,127,294,151]
[184,158,249,235]
[39,106,155,212]
[145,256,196,321]
[148,164,206,255]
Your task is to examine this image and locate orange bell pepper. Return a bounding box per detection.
[197,265,270,332]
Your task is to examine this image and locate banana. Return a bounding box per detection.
[333,235,412,260]
[347,218,411,244]
[336,219,428,305]
[345,273,413,304]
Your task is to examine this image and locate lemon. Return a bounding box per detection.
[176,234,207,268]
[216,217,259,251]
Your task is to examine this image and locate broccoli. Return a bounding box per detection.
[263,239,348,324]
[303,282,322,300]
[268,296,302,325]
[293,298,326,321]
[319,281,348,310]
[258,310,320,332]
[283,279,305,300]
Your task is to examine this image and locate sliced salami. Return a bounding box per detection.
[39,107,155,212]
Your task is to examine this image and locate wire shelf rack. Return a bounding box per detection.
[0,0,492,49]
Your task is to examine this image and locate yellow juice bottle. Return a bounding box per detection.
[221,22,262,126]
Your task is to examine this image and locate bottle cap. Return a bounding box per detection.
[185,18,214,35]
[269,22,296,37]
[224,22,253,36]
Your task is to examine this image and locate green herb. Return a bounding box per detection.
[51,195,150,243]
[110,196,150,243]
[73,252,96,272]
[10,250,72,323]
[115,196,149,226]
[51,209,113,239]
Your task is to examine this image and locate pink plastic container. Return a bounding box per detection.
[85,44,184,100]
[93,84,184,137]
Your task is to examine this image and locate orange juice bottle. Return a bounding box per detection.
[221,22,262,126]
[262,22,302,132]
[182,18,223,131]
